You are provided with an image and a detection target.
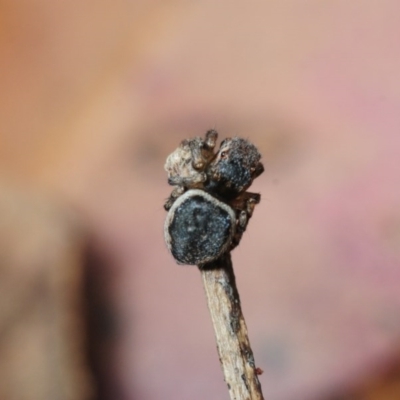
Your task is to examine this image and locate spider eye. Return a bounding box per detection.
[201,144,209,153]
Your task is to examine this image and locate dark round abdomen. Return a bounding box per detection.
[166,192,235,265]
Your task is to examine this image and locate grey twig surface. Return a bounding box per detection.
[201,254,264,400]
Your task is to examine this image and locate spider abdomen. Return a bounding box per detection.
[164,189,236,265]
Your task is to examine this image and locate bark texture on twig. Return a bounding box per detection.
[201,254,264,400]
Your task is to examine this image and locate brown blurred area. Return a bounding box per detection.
[1,1,400,399]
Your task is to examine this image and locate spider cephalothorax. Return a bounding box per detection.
[164,129,217,211]
[164,130,263,266]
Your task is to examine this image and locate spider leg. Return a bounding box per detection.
[251,162,264,180]
[205,129,218,149]
[164,185,185,211]
[229,192,261,250]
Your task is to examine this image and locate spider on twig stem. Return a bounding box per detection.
[164,129,264,266]
[162,130,265,400]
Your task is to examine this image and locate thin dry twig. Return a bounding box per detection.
[201,254,264,400]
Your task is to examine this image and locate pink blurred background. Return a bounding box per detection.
[1,1,400,399]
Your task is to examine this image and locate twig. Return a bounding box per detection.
[200,254,264,400]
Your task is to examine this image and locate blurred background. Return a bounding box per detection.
[1,1,400,399]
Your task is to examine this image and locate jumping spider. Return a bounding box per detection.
[164,130,264,266]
